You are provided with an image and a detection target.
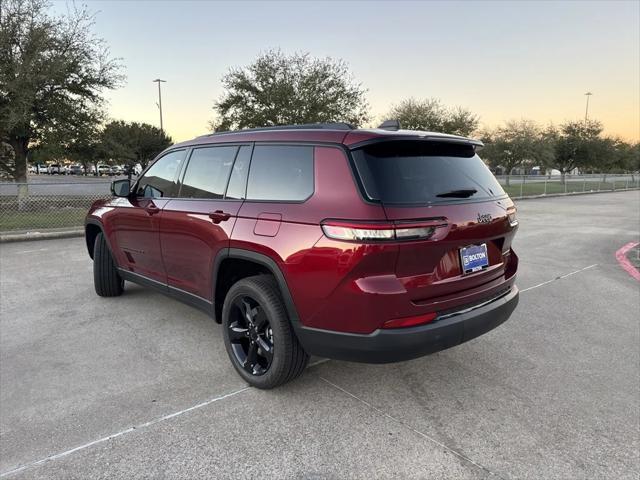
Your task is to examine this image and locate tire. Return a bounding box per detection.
[222,275,309,389]
[93,232,124,297]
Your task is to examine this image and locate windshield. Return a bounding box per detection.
[351,141,506,205]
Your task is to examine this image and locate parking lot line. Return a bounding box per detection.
[13,248,49,255]
[519,263,598,293]
[319,376,506,479]
[0,387,250,479]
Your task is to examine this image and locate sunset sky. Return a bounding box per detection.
[53,0,640,142]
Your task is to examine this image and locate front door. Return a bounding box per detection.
[160,145,251,301]
[111,149,186,283]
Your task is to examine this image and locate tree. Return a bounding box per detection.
[210,50,369,130]
[620,143,640,182]
[101,120,173,168]
[384,98,479,137]
[480,119,552,185]
[0,0,122,183]
[543,120,603,183]
[66,121,109,175]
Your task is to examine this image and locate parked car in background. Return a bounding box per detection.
[48,164,65,175]
[86,121,520,389]
[97,165,111,176]
[68,164,84,175]
[122,164,142,176]
[28,165,37,174]
[35,164,48,174]
[110,165,123,176]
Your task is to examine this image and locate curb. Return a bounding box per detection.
[615,242,640,282]
[0,229,84,243]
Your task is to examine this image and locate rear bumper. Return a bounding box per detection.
[295,286,519,363]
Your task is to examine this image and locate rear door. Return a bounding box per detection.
[351,140,517,305]
[160,144,251,301]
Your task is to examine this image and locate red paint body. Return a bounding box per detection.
[87,128,518,336]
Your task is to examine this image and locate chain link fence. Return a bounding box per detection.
[496,173,640,198]
[0,180,112,233]
[0,174,638,234]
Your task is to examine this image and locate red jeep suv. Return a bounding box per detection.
[85,122,519,389]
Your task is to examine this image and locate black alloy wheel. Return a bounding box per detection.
[227,295,274,376]
[221,275,309,389]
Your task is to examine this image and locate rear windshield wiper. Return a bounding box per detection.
[436,188,478,198]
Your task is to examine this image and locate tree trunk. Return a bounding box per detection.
[560,170,566,185]
[8,137,28,183]
[8,137,29,209]
[505,174,510,187]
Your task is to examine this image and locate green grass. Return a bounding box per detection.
[0,208,88,232]
[0,195,104,232]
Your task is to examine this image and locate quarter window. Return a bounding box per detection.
[137,150,185,198]
[246,145,313,201]
[180,146,237,199]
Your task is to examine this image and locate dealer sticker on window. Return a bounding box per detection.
[460,243,489,274]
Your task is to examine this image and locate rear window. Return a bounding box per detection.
[352,141,506,204]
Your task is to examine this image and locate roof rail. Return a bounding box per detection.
[209,122,355,136]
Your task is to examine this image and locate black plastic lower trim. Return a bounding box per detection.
[118,269,214,317]
[294,286,519,363]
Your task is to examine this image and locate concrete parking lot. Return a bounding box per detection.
[1,191,639,479]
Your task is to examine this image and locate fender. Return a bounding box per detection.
[85,218,112,259]
[215,248,302,328]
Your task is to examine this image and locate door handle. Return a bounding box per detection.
[209,210,231,223]
[145,205,161,216]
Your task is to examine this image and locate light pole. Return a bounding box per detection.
[153,78,166,131]
[584,92,593,124]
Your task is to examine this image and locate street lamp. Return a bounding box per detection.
[153,79,167,132]
[584,92,593,124]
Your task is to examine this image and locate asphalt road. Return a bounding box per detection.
[1,191,639,479]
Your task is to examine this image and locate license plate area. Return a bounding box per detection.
[460,243,489,274]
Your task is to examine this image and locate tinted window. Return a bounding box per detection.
[246,145,313,201]
[180,146,237,199]
[137,150,185,198]
[352,141,506,205]
[225,146,251,200]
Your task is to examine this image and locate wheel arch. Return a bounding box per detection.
[85,220,104,259]
[213,248,301,327]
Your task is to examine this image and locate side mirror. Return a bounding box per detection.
[111,179,131,197]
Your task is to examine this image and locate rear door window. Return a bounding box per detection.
[179,146,238,199]
[352,141,506,204]
[246,145,314,201]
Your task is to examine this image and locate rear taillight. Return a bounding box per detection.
[321,223,395,241]
[321,220,447,242]
[506,206,518,227]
